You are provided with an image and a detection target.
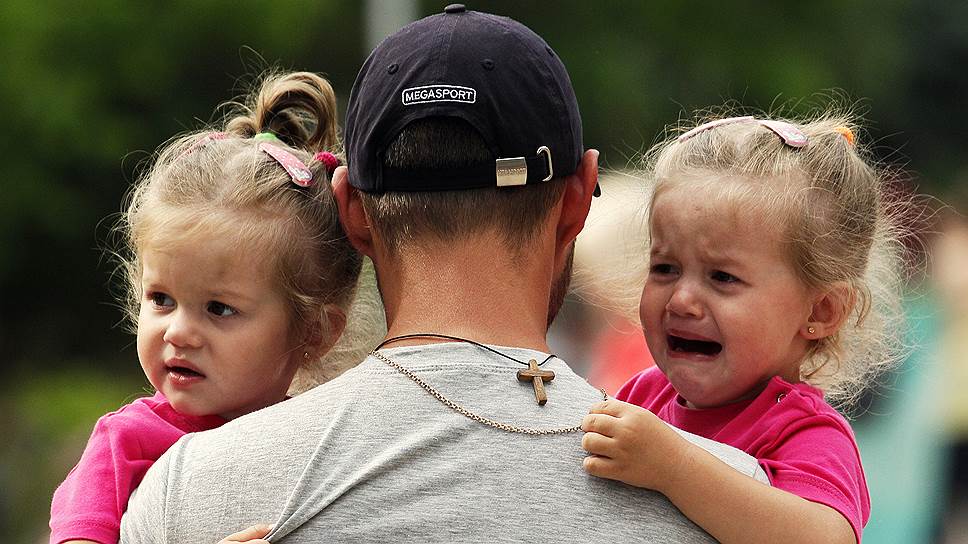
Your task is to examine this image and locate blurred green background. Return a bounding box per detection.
[3,1,966,542]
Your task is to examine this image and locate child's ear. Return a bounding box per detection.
[302,306,347,359]
[802,282,853,340]
[322,305,347,351]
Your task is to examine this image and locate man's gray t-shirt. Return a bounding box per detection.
[121,343,767,542]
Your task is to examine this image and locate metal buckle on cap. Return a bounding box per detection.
[496,157,528,187]
[537,146,553,182]
[495,146,554,187]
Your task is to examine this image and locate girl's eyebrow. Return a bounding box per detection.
[703,251,739,264]
[700,250,749,271]
[140,277,165,288]
[208,289,256,303]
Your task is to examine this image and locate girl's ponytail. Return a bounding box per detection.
[225,71,339,153]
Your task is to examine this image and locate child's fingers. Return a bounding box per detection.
[581,412,618,436]
[587,398,632,417]
[581,430,616,456]
[218,524,272,543]
[582,454,621,481]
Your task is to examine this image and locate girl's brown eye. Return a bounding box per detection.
[711,270,739,284]
[207,301,236,317]
[149,292,174,307]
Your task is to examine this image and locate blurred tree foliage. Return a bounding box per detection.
[1,0,965,541]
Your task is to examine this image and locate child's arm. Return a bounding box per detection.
[50,410,149,544]
[581,399,856,544]
[54,395,225,544]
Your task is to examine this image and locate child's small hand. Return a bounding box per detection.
[581,399,687,493]
[218,524,272,544]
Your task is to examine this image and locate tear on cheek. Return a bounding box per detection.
[667,335,723,356]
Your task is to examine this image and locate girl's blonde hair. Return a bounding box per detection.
[120,71,383,392]
[640,110,909,407]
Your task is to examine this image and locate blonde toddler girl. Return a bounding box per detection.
[49,72,366,544]
[582,113,906,544]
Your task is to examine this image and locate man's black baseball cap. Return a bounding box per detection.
[345,4,597,196]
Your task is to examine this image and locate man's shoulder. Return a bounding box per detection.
[122,375,371,542]
[169,361,381,457]
[193,373,355,441]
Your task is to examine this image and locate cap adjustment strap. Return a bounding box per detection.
[496,146,554,187]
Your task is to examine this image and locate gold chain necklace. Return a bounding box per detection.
[370,350,606,435]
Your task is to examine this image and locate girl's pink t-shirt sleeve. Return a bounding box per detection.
[751,396,870,544]
[49,393,224,544]
[618,369,870,543]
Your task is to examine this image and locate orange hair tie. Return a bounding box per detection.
[835,126,855,146]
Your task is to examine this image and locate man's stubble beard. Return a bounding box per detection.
[547,242,575,329]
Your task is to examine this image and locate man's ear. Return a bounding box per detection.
[802,282,853,340]
[332,166,375,258]
[556,149,599,250]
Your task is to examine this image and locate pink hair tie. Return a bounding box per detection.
[678,116,808,148]
[313,151,341,175]
[758,120,808,147]
[259,142,314,187]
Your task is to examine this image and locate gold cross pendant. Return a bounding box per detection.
[517,359,555,405]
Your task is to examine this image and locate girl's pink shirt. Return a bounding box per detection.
[618,367,871,543]
[49,392,226,544]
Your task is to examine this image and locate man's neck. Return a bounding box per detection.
[376,237,555,353]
